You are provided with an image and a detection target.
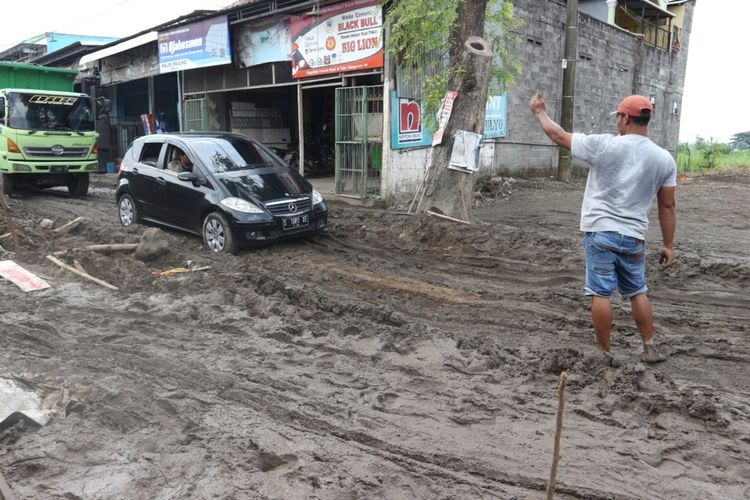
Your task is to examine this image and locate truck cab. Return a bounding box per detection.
[0,62,99,196]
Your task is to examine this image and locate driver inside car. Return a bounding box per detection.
[168,148,193,173]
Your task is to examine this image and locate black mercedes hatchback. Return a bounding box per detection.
[116,132,328,253]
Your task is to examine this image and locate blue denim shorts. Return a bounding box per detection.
[582,231,648,298]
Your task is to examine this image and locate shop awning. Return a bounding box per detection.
[79,31,158,66]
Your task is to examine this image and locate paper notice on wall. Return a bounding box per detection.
[432,91,458,146]
[448,130,483,172]
[0,260,50,292]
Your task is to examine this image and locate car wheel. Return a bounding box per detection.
[66,173,89,196]
[0,171,13,195]
[118,193,139,227]
[202,212,237,254]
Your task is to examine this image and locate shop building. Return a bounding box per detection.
[75,0,694,205]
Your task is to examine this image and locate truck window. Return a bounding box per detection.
[138,142,163,167]
[0,97,5,121]
[7,92,96,132]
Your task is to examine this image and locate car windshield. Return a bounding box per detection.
[190,137,285,173]
[228,168,310,199]
[7,92,96,132]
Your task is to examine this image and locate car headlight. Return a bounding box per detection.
[219,197,264,213]
[312,189,324,205]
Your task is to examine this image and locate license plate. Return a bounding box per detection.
[282,214,309,230]
[50,166,68,174]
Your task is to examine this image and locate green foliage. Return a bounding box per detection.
[695,137,732,169]
[729,131,750,150]
[677,140,750,172]
[384,0,523,131]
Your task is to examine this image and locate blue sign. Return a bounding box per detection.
[236,18,292,68]
[158,15,231,74]
[484,94,507,138]
[391,92,508,149]
[391,91,431,149]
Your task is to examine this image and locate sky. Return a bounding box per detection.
[680,0,750,143]
[0,0,235,50]
[0,0,744,144]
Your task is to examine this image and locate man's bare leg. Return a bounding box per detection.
[591,296,612,352]
[630,293,665,363]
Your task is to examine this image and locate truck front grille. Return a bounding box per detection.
[23,147,90,158]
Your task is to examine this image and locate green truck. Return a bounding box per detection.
[0,61,99,196]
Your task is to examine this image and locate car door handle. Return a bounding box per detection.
[132,167,139,175]
[156,177,166,186]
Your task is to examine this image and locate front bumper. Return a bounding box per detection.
[2,162,98,174]
[232,211,328,244]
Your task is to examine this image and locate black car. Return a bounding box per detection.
[116,132,328,253]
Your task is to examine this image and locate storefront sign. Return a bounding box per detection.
[391,92,431,149]
[484,94,507,138]
[391,92,509,149]
[158,15,231,73]
[235,17,292,68]
[290,0,383,78]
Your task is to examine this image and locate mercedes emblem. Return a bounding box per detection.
[288,202,297,213]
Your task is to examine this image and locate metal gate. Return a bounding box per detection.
[335,85,383,198]
[184,97,208,131]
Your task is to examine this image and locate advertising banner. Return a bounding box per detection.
[391,92,508,150]
[484,94,508,138]
[391,92,431,149]
[235,17,292,68]
[158,15,231,74]
[290,0,383,79]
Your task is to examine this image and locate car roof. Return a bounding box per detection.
[134,132,251,144]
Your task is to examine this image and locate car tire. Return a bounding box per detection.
[66,173,89,196]
[0,172,13,195]
[118,193,139,227]
[202,212,237,254]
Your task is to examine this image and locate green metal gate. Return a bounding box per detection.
[335,85,383,198]
[184,97,208,131]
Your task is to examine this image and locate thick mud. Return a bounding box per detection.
[1,173,749,499]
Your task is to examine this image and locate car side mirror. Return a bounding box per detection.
[178,171,202,186]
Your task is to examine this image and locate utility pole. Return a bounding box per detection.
[557,0,578,181]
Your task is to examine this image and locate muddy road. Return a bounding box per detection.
[1,173,749,499]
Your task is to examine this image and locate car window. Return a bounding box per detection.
[190,137,284,173]
[138,142,164,167]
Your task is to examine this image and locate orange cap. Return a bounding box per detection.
[613,95,653,117]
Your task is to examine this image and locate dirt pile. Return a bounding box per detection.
[1,174,749,499]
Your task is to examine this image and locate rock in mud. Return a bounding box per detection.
[135,228,170,261]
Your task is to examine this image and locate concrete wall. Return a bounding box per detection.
[381,0,694,205]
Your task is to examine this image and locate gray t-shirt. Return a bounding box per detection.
[571,133,677,240]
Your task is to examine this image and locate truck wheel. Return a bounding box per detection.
[118,194,139,227]
[0,172,13,195]
[66,173,89,196]
[202,212,238,254]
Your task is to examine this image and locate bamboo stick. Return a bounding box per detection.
[52,216,85,233]
[547,371,568,499]
[52,243,138,256]
[426,209,471,225]
[46,255,118,291]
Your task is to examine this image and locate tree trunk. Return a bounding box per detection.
[417,0,493,222]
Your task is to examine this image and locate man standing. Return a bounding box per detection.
[530,91,676,363]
